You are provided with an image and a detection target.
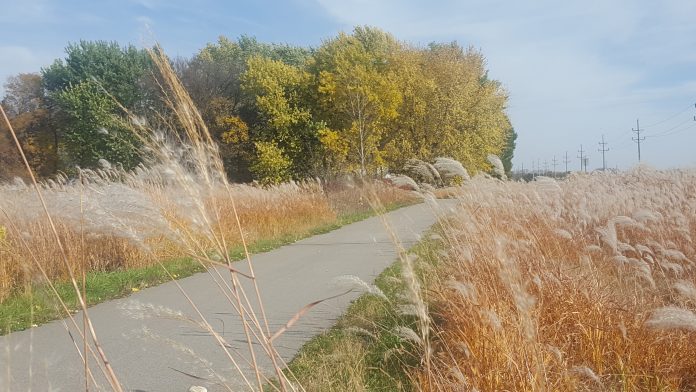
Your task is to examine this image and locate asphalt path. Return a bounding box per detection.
[0,200,457,392]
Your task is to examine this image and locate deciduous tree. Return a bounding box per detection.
[42,41,152,169]
[242,55,321,177]
[311,27,402,175]
[1,73,58,176]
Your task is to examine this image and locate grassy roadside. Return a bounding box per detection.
[276,233,442,392]
[0,200,417,335]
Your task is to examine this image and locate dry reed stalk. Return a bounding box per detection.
[0,171,337,300]
[415,170,696,391]
[363,186,434,389]
[1,104,123,391]
[111,46,292,390]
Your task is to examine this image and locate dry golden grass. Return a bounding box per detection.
[0,174,414,301]
[418,169,696,391]
[0,176,329,299]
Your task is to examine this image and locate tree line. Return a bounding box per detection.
[0,26,516,183]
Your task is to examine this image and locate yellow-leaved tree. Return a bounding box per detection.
[311,27,403,176]
[250,141,292,185]
[421,43,511,173]
[242,55,322,178]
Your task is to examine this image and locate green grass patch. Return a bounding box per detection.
[0,200,418,335]
[277,232,443,392]
[0,257,203,334]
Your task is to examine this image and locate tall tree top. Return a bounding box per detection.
[41,40,152,107]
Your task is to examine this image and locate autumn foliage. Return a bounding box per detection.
[1,27,515,184]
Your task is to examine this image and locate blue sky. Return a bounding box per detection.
[2,0,695,170]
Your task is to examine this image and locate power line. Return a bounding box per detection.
[632,119,645,162]
[642,103,695,128]
[521,103,694,170]
[601,103,694,145]
[531,160,536,178]
[609,129,635,146]
[652,121,696,138]
[517,103,694,171]
[598,134,609,171]
[645,116,694,137]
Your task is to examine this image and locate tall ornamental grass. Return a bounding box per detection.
[418,168,696,391]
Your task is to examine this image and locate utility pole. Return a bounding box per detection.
[551,155,558,178]
[577,145,586,172]
[543,160,548,174]
[531,160,536,178]
[632,119,645,162]
[537,159,541,176]
[564,151,571,173]
[598,134,609,171]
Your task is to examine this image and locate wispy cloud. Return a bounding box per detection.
[129,0,165,10]
[0,0,53,23]
[135,15,155,28]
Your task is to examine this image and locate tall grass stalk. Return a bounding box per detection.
[1,104,123,391]
[416,169,696,391]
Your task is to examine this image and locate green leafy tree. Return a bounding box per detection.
[43,40,151,107]
[0,125,24,180]
[500,127,517,175]
[317,126,349,177]
[54,80,140,168]
[178,36,312,181]
[42,40,152,169]
[381,46,436,169]
[21,30,516,181]
[420,43,511,173]
[204,97,253,180]
[183,35,311,111]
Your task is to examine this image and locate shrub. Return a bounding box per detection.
[250,141,292,185]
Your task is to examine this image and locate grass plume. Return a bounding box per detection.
[415,168,696,391]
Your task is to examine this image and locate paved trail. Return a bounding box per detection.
[0,200,457,391]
